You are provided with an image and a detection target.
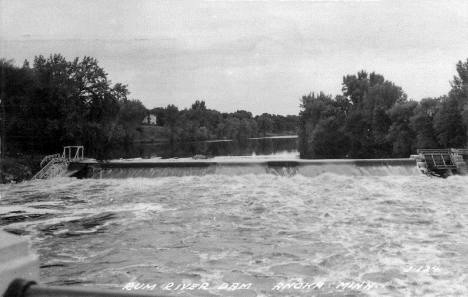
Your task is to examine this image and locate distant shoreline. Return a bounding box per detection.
[133,133,298,144]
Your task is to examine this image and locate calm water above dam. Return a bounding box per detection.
[104,136,298,159]
[1,172,468,296]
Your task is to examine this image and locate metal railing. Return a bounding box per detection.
[31,158,70,180]
[63,146,84,161]
[454,148,468,155]
[416,149,457,169]
[40,154,62,168]
[3,279,176,297]
[32,146,84,181]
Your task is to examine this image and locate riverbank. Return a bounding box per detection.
[0,158,39,183]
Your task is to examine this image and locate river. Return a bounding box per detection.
[1,171,468,296]
[104,136,299,159]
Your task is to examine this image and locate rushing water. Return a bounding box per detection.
[1,173,468,296]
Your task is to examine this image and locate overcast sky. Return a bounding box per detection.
[1,0,467,115]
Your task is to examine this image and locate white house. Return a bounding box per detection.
[142,114,157,125]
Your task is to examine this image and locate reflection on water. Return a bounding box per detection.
[1,174,468,296]
[104,136,298,160]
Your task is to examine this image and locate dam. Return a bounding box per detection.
[32,143,423,180]
[69,158,421,179]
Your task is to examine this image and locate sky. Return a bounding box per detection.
[1,0,467,116]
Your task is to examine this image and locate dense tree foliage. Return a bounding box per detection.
[1,55,145,157]
[387,101,418,157]
[299,60,468,159]
[298,92,348,158]
[409,97,441,149]
[159,102,297,145]
[1,59,39,155]
[256,114,274,137]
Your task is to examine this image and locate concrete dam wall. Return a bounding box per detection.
[69,158,421,179]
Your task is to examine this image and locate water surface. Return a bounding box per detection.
[1,173,468,296]
[104,136,298,159]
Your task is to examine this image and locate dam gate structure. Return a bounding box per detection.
[414,148,468,177]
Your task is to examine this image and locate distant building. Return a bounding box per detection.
[142,114,157,125]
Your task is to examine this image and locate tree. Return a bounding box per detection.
[0,59,39,153]
[115,99,148,143]
[298,92,348,158]
[191,100,206,110]
[308,116,348,158]
[344,110,372,158]
[30,54,131,155]
[164,104,179,143]
[450,59,468,147]
[222,117,240,140]
[434,96,467,147]
[256,114,273,137]
[387,101,418,157]
[149,107,166,126]
[232,110,253,120]
[410,98,440,148]
[342,70,369,106]
[451,59,468,95]
[342,71,407,158]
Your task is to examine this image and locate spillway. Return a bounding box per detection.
[69,158,421,179]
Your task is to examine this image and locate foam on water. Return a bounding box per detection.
[1,173,468,296]
[87,158,420,180]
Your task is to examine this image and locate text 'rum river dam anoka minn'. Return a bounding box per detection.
[1,137,468,297]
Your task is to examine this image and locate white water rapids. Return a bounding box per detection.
[1,173,468,296]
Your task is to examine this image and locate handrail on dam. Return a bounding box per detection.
[32,146,84,180]
[416,149,456,169]
[39,146,84,168]
[414,148,468,176]
[3,279,176,297]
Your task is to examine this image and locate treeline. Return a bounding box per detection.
[1,55,147,158]
[147,101,298,144]
[299,59,468,159]
[1,54,298,159]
